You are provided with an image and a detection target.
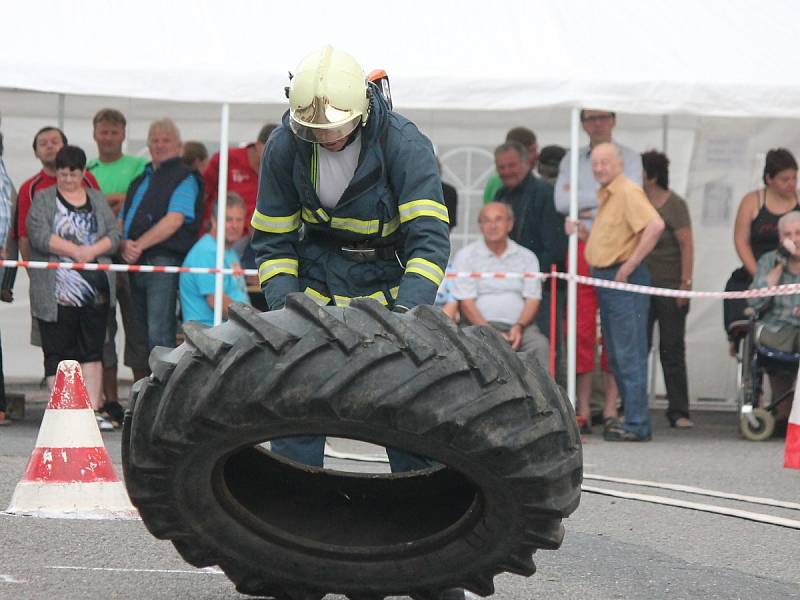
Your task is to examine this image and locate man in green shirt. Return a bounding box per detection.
[87,108,148,214]
[87,108,149,427]
[483,126,539,203]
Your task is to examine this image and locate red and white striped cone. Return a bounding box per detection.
[784,364,800,469]
[5,360,138,519]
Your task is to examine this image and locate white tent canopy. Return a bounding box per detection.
[1,0,798,117]
[1,0,798,406]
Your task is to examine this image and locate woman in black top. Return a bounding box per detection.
[734,148,800,277]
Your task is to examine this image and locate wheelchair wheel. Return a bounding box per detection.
[740,408,775,441]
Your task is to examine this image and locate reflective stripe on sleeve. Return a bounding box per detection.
[331,216,381,235]
[405,257,445,286]
[303,286,331,306]
[398,199,450,225]
[258,258,299,284]
[251,209,301,234]
[333,290,389,307]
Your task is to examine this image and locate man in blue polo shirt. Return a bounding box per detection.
[180,193,249,326]
[119,118,203,354]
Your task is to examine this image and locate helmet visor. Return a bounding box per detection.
[289,113,361,144]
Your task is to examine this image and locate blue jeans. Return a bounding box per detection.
[270,436,433,472]
[130,253,180,354]
[592,263,651,438]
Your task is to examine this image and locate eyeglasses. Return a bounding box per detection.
[581,114,614,123]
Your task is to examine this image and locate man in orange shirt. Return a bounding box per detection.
[569,143,664,441]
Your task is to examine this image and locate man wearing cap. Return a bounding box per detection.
[250,46,450,467]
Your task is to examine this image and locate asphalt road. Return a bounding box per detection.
[1,392,798,600]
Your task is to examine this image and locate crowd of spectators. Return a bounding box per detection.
[0,106,794,440]
[0,110,270,428]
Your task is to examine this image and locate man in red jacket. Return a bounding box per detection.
[202,123,277,233]
[16,126,98,260]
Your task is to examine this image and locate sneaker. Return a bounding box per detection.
[671,417,694,429]
[0,411,10,426]
[604,429,651,442]
[102,401,125,429]
[95,412,115,431]
[603,416,623,435]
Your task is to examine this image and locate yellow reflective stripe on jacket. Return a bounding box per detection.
[331,216,381,235]
[311,145,319,192]
[398,199,450,225]
[301,207,331,224]
[251,209,301,234]
[333,290,389,308]
[258,258,299,284]
[301,207,319,224]
[303,286,331,306]
[405,257,445,286]
[381,214,400,237]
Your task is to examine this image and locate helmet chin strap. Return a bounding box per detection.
[340,126,362,151]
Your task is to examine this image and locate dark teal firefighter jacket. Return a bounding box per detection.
[250,89,451,311]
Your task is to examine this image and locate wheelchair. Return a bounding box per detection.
[732,311,799,441]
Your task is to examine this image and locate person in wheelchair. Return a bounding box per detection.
[747,211,800,427]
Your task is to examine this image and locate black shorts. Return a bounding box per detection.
[39,303,109,376]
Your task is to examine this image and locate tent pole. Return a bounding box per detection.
[57,94,65,130]
[662,114,669,153]
[213,103,230,326]
[566,107,580,408]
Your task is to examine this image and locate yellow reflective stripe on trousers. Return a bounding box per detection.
[389,286,399,299]
[398,199,450,224]
[258,258,299,284]
[381,214,400,237]
[251,209,301,233]
[405,257,445,286]
[333,290,388,307]
[331,216,381,235]
[303,286,331,306]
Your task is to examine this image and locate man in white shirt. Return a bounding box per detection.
[451,202,550,368]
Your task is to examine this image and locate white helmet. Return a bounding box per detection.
[288,46,369,144]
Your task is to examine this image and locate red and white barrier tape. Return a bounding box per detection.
[0,259,257,277]
[2,259,797,300]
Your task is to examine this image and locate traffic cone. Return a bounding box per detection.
[5,360,138,519]
[785,367,800,469]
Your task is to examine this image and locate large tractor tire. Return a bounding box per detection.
[122,293,582,600]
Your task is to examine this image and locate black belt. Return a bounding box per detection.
[305,230,402,264]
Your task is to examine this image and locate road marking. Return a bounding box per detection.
[582,485,800,529]
[0,574,27,583]
[584,473,800,510]
[49,566,223,575]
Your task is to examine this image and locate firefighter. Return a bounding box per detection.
[250,46,451,471]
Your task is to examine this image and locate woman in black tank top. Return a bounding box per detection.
[733,148,799,278]
[725,149,798,339]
